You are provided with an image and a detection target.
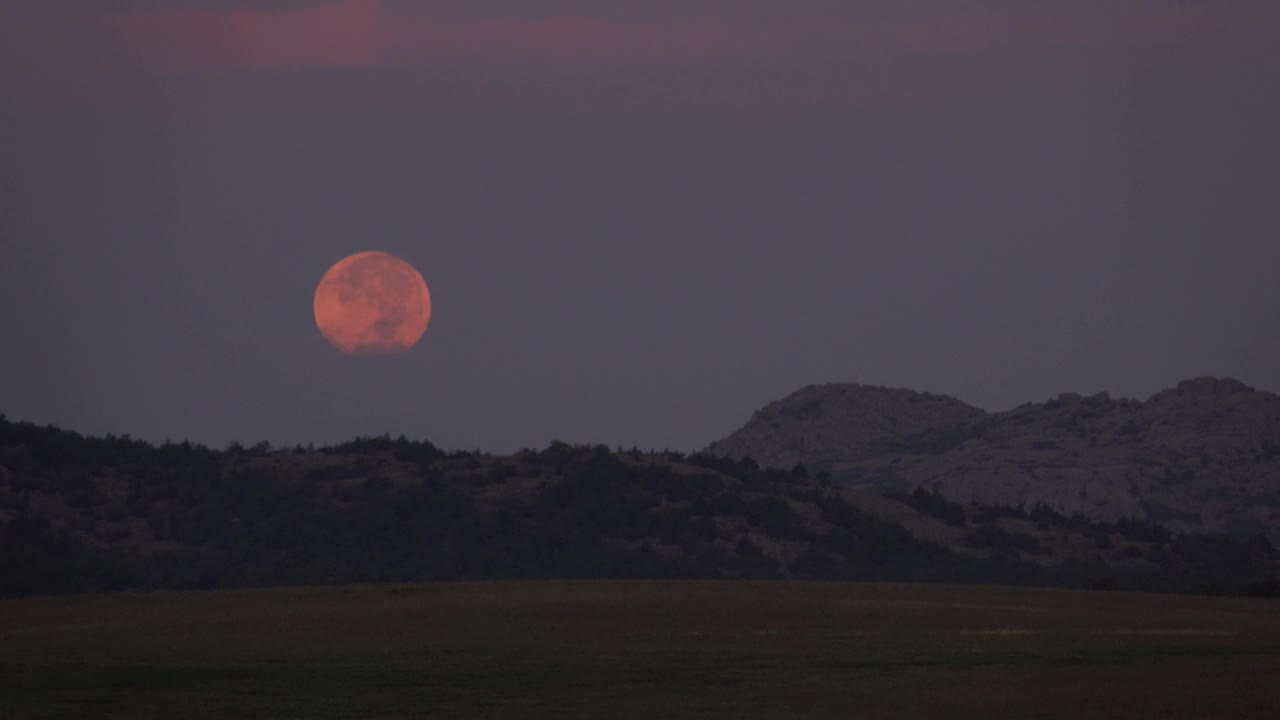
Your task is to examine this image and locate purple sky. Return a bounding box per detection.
[3,1,1279,452]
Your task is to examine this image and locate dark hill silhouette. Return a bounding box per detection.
[707,377,1280,539]
[1,414,1276,597]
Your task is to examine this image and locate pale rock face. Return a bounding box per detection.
[706,384,987,471]
[707,378,1280,539]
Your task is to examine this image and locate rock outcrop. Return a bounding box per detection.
[707,378,1280,538]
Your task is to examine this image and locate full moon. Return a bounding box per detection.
[313,251,432,355]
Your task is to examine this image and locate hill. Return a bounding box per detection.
[1,414,1276,596]
[707,378,1280,539]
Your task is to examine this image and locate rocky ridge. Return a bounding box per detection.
[707,378,1280,538]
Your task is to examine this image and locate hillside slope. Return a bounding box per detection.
[707,378,1280,538]
[1,415,1275,596]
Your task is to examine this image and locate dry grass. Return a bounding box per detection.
[2,581,1278,719]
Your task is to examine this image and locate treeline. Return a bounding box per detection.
[0,431,956,594]
[899,487,1279,594]
[0,416,1277,597]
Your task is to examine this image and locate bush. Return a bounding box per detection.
[902,487,967,527]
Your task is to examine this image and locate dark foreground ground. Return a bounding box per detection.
[1,581,1278,719]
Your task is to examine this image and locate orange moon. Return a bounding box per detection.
[313,251,432,355]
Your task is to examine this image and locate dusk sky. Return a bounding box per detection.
[3,1,1278,453]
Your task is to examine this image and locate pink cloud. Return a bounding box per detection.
[104,0,383,75]
[0,0,385,90]
[2,1,1277,93]
[378,15,750,67]
[867,2,1280,56]
[224,0,383,71]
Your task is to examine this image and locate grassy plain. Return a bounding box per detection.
[1,581,1278,719]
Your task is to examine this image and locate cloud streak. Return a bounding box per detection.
[3,0,1278,91]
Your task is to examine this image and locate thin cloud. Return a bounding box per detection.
[2,1,1277,91]
[106,0,384,74]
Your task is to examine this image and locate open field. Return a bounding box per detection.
[2,581,1278,719]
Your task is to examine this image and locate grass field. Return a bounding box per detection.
[2,581,1278,719]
